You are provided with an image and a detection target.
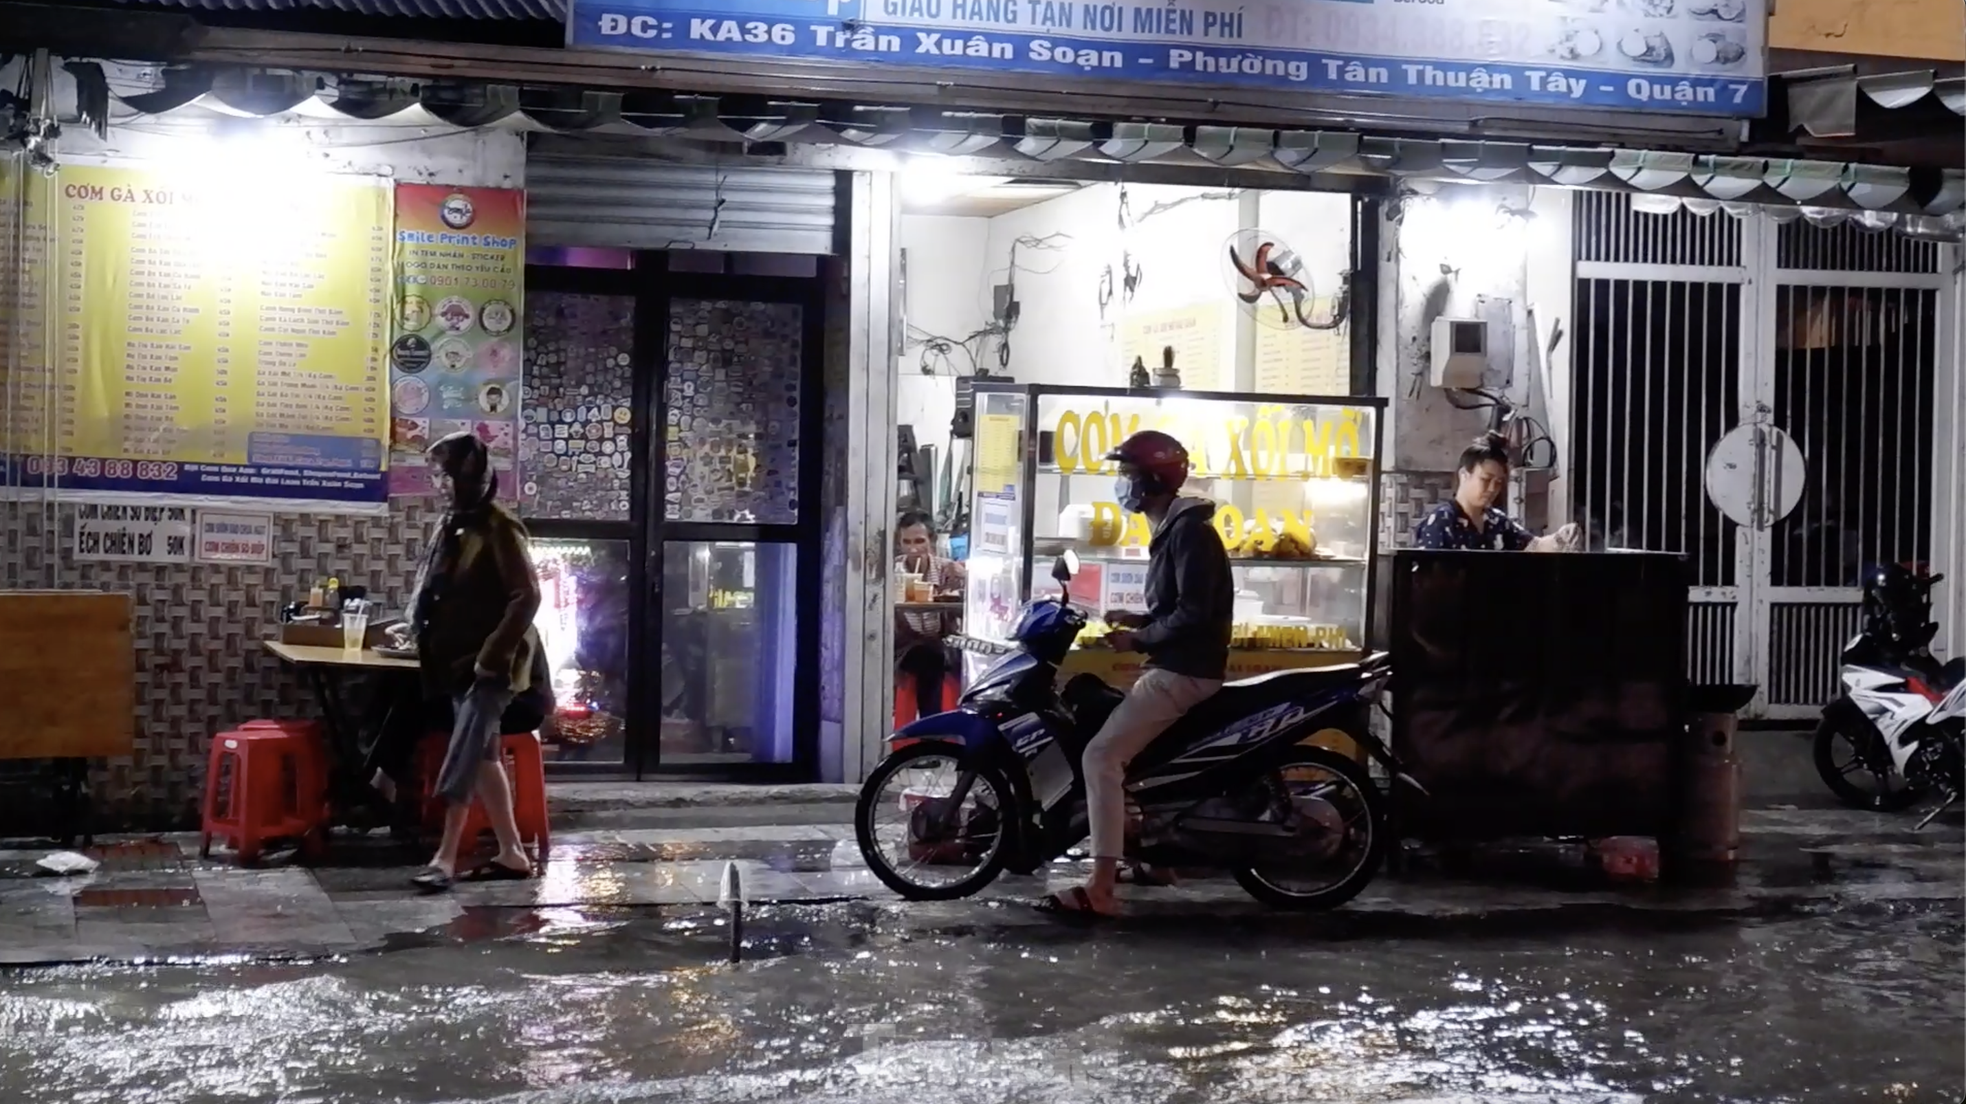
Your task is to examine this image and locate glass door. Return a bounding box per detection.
[646,272,825,778]
[518,265,646,774]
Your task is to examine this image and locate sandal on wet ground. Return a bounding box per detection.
[459,860,534,882]
[1117,863,1179,887]
[410,868,453,894]
[1033,886,1116,919]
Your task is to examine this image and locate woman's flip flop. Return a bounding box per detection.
[460,860,534,882]
[410,868,453,894]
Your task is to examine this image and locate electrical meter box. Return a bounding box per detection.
[1430,316,1488,388]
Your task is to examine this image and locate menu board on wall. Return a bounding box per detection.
[1120,304,1229,391]
[1254,297,1348,397]
[0,163,392,507]
[387,185,525,497]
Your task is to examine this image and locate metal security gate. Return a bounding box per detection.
[1573,193,1748,696]
[526,152,840,254]
[1571,194,1954,718]
[1761,222,1947,718]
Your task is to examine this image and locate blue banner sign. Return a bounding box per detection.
[568,0,1767,116]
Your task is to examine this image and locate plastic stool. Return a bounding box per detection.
[894,674,963,729]
[238,719,333,827]
[417,731,551,860]
[199,728,329,865]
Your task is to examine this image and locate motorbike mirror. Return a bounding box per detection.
[1052,551,1078,584]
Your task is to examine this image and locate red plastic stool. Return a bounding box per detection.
[416,731,551,859]
[238,719,332,828]
[894,674,963,729]
[199,728,329,865]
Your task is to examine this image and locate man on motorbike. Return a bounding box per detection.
[1041,430,1234,917]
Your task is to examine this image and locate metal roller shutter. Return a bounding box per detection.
[525,155,839,255]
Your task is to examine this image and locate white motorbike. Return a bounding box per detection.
[1813,567,1964,827]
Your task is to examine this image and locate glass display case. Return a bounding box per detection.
[963,383,1385,687]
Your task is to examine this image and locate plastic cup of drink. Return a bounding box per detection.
[342,611,369,651]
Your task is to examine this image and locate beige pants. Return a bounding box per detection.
[1082,668,1222,862]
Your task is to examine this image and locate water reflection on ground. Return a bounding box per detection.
[1,899,1958,1103]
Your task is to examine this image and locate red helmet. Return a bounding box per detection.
[1106,430,1190,495]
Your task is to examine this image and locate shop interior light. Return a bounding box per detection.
[145,126,327,254]
[1404,190,1542,271]
[900,155,1009,208]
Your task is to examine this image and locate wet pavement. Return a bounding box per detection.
[0,803,1959,1103]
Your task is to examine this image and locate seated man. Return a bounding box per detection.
[1415,432,1581,552]
[1041,431,1234,918]
[894,510,966,720]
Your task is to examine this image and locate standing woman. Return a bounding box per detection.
[410,431,545,892]
[1414,432,1582,552]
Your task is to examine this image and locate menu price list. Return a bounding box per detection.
[0,160,58,455]
[6,165,393,502]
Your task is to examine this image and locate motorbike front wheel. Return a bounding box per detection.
[1812,712,1920,811]
[1232,745,1388,910]
[855,741,1016,901]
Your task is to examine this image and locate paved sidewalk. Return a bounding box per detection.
[0,804,1957,967]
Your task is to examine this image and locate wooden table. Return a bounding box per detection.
[894,601,964,614]
[263,641,420,812]
[2,590,134,846]
[263,642,420,671]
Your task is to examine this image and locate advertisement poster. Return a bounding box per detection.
[73,503,192,564]
[1102,561,1150,614]
[388,185,524,497]
[195,511,275,564]
[0,164,392,508]
[568,0,1766,116]
[974,412,1022,497]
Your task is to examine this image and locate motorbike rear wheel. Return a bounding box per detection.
[855,741,1015,901]
[1232,745,1388,910]
[1812,713,1920,812]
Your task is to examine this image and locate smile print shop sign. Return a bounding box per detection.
[388,185,525,497]
[568,0,1765,116]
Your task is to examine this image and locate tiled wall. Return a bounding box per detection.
[1,499,434,832]
[1380,470,1459,550]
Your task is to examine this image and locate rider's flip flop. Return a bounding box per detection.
[1033,886,1114,919]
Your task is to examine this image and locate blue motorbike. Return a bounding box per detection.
[855,553,1415,909]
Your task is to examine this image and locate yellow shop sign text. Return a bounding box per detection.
[1051,406,1366,480]
[1089,502,1316,554]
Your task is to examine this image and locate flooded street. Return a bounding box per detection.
[3,896,1960,1104]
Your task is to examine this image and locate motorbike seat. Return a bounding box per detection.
[1128,661,1375,775]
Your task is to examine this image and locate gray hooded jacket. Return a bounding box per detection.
[1128,497,1236,680]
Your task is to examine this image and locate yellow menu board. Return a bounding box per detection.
[1,163,391,505]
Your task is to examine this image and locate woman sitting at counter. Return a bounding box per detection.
[1414,432,1582,552]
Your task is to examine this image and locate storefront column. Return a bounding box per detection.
[821,169,900,783]
[1937,263,1965,663]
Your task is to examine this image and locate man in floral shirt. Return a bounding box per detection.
[1414,432,1580,552]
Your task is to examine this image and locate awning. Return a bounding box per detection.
[50,63,1966,234]
[1779,65,1966,138]
[115,0,562,18]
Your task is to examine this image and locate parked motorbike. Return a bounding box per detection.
[854,552,1421,909]
[1812,564,1964,825]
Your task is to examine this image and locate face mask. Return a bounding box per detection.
[1115,476,1147,514]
